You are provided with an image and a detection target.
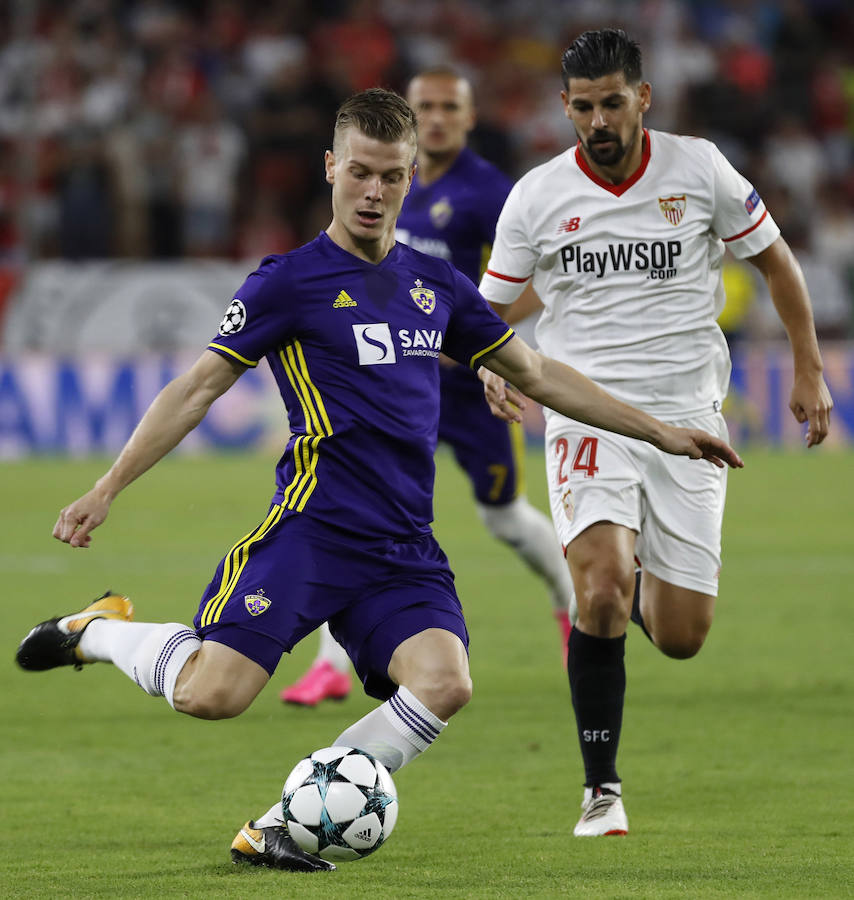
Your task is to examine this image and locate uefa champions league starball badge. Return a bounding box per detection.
[219,298,247,335]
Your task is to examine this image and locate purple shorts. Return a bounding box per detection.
[194,510,468,700]
[439,364,523,506]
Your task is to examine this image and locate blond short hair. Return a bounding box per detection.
[332,88,418,161]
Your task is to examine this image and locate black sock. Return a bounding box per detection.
[630,569,654,643]
[567,628,625,786]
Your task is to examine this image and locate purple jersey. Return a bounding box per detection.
[208,232,513,539]
[397,148,523,506]
[396,147,513,285]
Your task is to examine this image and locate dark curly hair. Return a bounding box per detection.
[560,29,643,89]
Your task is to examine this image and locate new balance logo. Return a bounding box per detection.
[333,290,358,308]
[558,217,581,233]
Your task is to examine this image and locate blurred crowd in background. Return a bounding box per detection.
[0,0,853,340]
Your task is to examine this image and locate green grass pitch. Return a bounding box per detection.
[2,447,852,898]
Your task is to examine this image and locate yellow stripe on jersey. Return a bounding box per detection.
[281,434,306,508]
[295,435,324,512]
[469,328,515,369]
[281,434,323,511]
[292,341,333,435]
[199,503,285,627]
[207,343,258,367]
[282,346,322,435]
[279,340,333,512]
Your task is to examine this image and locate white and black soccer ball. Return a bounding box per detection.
[218,298,246,335]
[281,746,399,862]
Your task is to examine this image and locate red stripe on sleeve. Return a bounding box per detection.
[485,269,529,283]
[722,210,768,243]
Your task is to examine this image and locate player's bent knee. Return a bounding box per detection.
[647,596,714,659]
[409,669,472,720]
[171,637,269,718]
[172,684,251,720]
[656,636,705,659]
[171,665,256,720]
[578,579,633,632]
[441,673,473,716]
[654,625,710,659]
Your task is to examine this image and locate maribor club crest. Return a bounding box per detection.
[410,279,436,314]
[429,196,453,229]
[244,589,270,616]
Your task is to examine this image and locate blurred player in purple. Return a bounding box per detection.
[17,88,742,872]
[281,68,574,707]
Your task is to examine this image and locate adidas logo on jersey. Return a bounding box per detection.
[333,290,358,308]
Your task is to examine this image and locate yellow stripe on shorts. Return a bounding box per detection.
[509,418,526,498]
[199,503,284,627]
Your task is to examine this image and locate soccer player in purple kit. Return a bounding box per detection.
[16,88,743,872]
[281,68,574,707]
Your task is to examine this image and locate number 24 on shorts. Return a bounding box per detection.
[555,436,599,481]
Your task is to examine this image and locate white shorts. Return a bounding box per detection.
[544,413,729,596]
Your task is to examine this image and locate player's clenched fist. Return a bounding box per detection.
[53,489,113,548]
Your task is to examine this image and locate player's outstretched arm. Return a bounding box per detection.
[480,336,744,469]
[749,237,833,447]
[53,351,245,548]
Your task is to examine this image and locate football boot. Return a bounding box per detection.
[280,660,352,706]
[231,820,335,872]
[16,591,134,671]
[573,785,629,837]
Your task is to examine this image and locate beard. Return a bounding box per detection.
[584,126,638,167]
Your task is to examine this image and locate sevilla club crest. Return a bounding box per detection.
[658,195,686,226]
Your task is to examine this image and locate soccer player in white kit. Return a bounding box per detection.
[479,29,832,836]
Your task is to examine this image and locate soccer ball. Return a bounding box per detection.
[281,746,399,862]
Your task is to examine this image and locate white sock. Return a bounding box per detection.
[477,496,574,612]
[332,686,446,774]
[79,619,201,708]
[255,801,285,828]
[315,621,351,672]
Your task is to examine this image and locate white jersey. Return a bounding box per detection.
[480,129,780,420]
